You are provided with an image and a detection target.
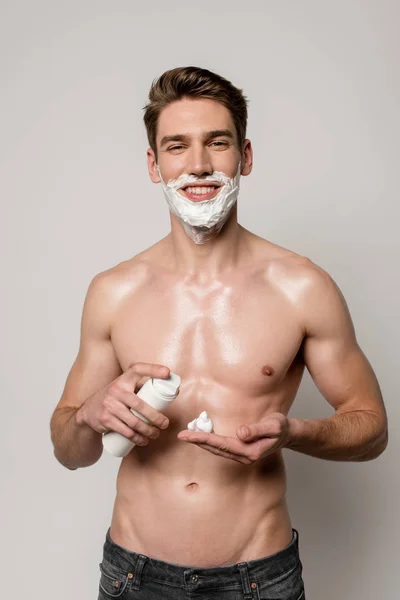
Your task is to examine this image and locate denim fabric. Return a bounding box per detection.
[97,527,305,600]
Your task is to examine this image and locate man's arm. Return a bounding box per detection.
[286,260,388,461]
[50,271,123,470]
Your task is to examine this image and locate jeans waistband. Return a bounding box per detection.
[102,527,300,592]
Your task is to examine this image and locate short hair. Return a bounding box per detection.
[142,66,249,162]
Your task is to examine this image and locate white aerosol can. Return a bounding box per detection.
[102,372,181,458]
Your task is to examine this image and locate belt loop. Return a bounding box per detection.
[237,562,253,600]
[131,554,147,591]
[293,528,299,545]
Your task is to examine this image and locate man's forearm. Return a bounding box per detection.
[286,410,388,461]
[50,407,103,470]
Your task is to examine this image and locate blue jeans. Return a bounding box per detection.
[98,527,305,599]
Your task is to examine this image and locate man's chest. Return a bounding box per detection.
[111,275,305,399]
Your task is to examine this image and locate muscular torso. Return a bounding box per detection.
[108,231,309,566]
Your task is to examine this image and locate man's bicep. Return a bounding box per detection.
[300,266,385,418]
[52,273,123,415]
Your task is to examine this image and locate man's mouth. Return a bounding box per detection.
[179,183,222,202]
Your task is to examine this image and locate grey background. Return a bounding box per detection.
[1,1,399,598]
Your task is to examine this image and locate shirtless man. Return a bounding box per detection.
[50,66,388,600]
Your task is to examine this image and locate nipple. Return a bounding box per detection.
[262,365,275,376]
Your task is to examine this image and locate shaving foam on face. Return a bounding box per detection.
[187,410,214,433]
[156,162,241,245]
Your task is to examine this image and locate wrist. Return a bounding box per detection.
[285,417,305,449]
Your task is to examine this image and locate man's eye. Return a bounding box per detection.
[167,141,228,151]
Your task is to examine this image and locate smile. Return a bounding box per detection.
[179,185,222,202]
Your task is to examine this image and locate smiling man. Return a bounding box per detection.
[50,66,388,600]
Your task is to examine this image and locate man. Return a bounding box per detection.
[50,66,388,600]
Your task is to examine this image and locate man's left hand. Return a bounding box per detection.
[177,412,291,464]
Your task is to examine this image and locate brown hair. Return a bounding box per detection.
[143,66,248,162]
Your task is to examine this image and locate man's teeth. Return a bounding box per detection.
[185,187,217,195]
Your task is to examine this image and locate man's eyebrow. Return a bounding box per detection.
[160,129,234,148]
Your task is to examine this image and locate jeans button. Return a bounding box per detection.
[190,574,199,583]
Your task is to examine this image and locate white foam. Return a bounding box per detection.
[187,410,214,433]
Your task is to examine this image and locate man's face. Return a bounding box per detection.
[149,98,243,199]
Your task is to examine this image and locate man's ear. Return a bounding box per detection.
[147,148,161,183]
[240,139,253,177]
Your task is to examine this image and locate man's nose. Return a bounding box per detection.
[185,145,213,178]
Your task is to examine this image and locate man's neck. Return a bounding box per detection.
[165,206,250,280]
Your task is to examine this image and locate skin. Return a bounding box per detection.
[50,98,388,567]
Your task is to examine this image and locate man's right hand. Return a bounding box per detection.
[76,363,171,446]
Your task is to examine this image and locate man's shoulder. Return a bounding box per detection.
[252,235,325,280]
[271,251,329,285]
[254,238,333,303]
[89,253,156,301]
[268,248,345,333]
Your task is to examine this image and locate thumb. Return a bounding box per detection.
[237,424,266,442]
[237,425,252,441]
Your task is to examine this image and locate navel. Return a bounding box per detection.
[186,482,199,492]
[262,365,275,376]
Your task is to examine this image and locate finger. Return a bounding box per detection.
[237,421,281,442]
[103,415,149,446]
[193,443,252,465]
[178,431,278,462]
[131,396,170,430]
[118,363,170,389]
[112,401,160,440]
[115,387,170,430]
[177,430,214,443]
[177,431,249,456]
